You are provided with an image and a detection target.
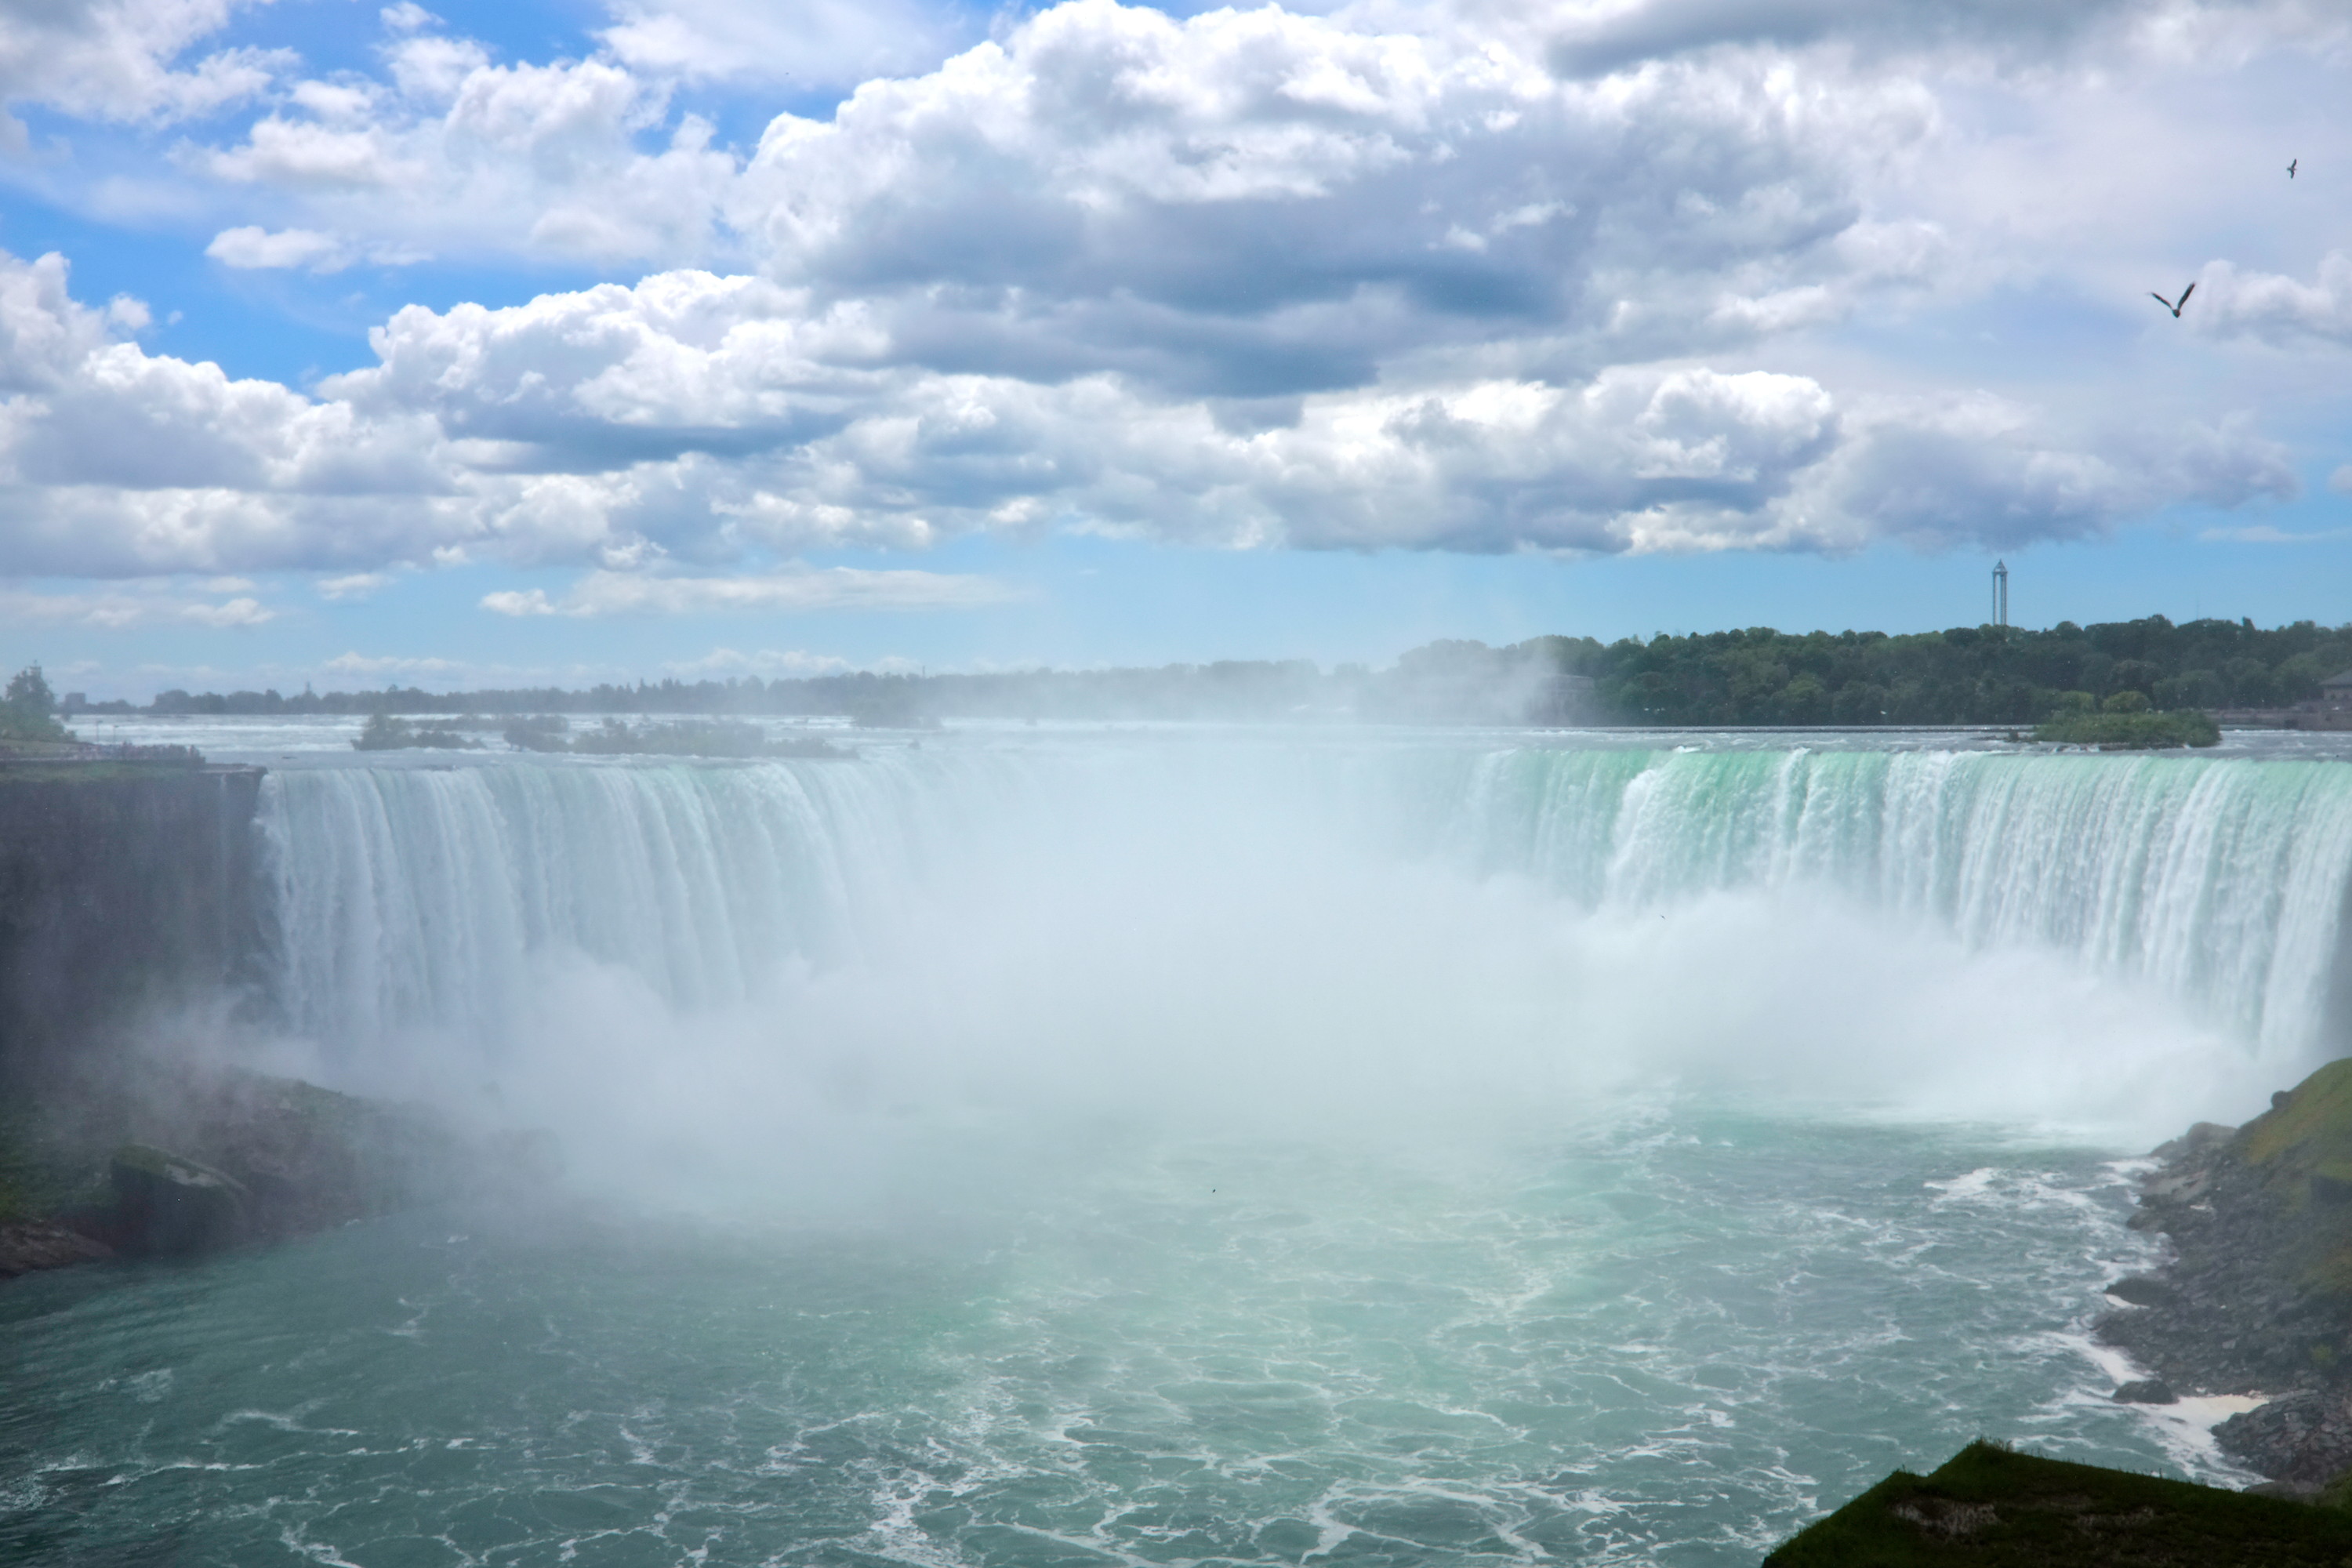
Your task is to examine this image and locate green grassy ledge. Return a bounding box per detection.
[1763,1441,2352,1565]
[2030,711,2222,749]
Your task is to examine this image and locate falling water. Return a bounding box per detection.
[263,742,2352,1065]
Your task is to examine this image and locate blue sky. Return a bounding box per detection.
[1,0,2349,696]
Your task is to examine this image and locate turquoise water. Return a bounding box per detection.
[8,729,2337,1565]
[2,1112,2208,1566]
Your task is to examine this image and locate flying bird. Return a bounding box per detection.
[2288,158,2298,178]
[2151,282,2195,318]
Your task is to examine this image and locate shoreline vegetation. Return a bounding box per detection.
[38,614,2352,732]
[2031,710,2223,749]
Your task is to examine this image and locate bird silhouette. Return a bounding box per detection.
[2151,282,2195,318]
[2288,158,2298,178]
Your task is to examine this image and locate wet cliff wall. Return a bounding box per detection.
[0,764,266,1082]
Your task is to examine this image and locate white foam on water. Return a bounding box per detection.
[2056,1333,2270,1482]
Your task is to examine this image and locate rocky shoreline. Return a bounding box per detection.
[2096,1059,2352,1484]
[1,1064,556,1284]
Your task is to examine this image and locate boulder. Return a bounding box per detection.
[2151,1121,2237,1162]
[2114,1378,2180,1404]
[0,1219,111,1278]
[111,1143,249,1256]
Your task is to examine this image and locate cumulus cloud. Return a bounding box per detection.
[196,42,737,265]
[1541,0,2152,77]
[0,250,480,575]
[0,241,2306,583]
[1793,399,2296,551]
[0,0,2337,594]
[0,0,286,132]
[2198,253,2352,346]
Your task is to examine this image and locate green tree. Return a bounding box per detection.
[0,664,69,742]
[5,664,55,714]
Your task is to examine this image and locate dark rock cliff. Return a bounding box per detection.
[2098,1059,2352,1481]
[0,762,267,1080]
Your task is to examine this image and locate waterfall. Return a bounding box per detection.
[1420,746,2352,1056]
[260,748,1023,1046]
[258,741,2352,1063]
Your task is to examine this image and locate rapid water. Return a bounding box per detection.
[9,728,2350,1566]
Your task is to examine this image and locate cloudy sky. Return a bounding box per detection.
[0,0,2347,695]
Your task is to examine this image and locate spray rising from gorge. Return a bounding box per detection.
[245,739,2352,1201]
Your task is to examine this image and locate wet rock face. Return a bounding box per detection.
[2216,1392,2352,1483]
[2095,1062,2352,1480]
[0,1219,112,1278]
[0,765,266,1076]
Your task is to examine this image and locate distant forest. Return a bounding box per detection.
[65,615,2352,728]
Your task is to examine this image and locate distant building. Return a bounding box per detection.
[2304,670,2352,728]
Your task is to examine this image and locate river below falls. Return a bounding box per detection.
[0,1109,2255,1567]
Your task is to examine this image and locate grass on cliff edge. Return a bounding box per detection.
[2031,712,2222,748]
[2228,1055,2352,1296]
[1763,1441,2352,1566]
[2245,1057,2352,1171]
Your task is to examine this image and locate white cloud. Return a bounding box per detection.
[0,583,274,627]
[206,226,351,272]
[600,0,967,89]
[316,572,392,600]
[0,0,2342,591]
[481,566,1022,617]
[198,47,736,265]
[0,242,2306,583]
[0,249,481,575]
[2199,253,2352,347]
[0,0,286,129]
[2332,464,2352,495]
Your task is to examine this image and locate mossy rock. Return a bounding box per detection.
[2246,1059,2352,1171]
[1764,1440,2352,1565]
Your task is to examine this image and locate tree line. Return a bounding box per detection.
[1524,615,2352,726]
[44,614,2352,728]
